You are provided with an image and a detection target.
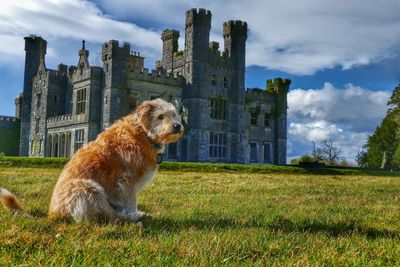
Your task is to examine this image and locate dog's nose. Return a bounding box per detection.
[173,123,182,133]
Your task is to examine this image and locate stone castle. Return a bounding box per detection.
[15,8,290,164]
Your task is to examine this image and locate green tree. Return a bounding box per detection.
[363,85,400,169]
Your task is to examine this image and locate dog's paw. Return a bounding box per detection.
[126,211,151,222]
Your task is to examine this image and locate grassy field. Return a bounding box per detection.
[0,166,400,266]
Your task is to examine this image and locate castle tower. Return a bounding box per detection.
[266,78,290,165]
[224,21,247,163]
[223,20,247,104]
[101,40,130,129]
[19,35,47,156]
[160,29,179,72]
[184,8,211,88]
[181,8,212,161]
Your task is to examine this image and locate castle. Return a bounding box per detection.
[15,8,290,164]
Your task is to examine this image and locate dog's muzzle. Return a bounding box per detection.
[172,123,182,134]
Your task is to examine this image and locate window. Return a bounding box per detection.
[53,94,59,103]
[209,132,227,159]
[264,113,271,127]
[74,129,85,152]
[151,94,160,100]
[250,108,258,126]
[36,93,42,109]
[168,143,177,159]
[250,143,258,162]
[79,63,84,75]
[35,117,40,134]
[210,98,227,120]
[223,77,227,88]
[30,140,34,154]
[129,92,139,111]
[76,88,86,114]
[39,138,43,154]
[211,74,217,86]
[263,143,271,163]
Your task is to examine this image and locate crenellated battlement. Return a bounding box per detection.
[102,40,130,60]
[46,114,72,128]
[266,78,291,95]
[0,115,19,122]
[185,8,212,26]
[223,20,248,38]
[161,29,180,41]
[245,88,275,102]
[128,67,184,85]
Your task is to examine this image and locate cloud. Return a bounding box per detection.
[287,83,391,162]
[0,0,160,67]
[2,0,400,75]
[93,0,400,75]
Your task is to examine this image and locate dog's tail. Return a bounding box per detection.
[0,188,25,214]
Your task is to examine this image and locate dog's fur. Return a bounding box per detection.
[0,98,184,222]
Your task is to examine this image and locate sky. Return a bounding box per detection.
[1,0,399,163]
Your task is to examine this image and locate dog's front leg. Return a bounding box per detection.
[122,190,149,222]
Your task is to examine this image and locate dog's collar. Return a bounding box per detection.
[147,138,163,164]
[150,142,163,150]
[157,153,163,164]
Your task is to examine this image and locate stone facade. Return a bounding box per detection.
[16,8,289,164]
[0,116,20,156]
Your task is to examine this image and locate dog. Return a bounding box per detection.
[0,98,184,223]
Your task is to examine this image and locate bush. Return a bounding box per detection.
[299,154,315,163]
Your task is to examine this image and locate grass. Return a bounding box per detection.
[1,156,399,176]
[0,166,400,265]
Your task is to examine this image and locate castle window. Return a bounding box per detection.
[209,132,227,159]
[151,94,160,100]
[30,140,34,155]
[36,93,42,109]
[39,138,43,155]
[210,98,227,120]
[105,63,109,73]
[250,109,258,126]
[53,94,59,103]
[35,117,40,134]
[250,142,258,162]
[263,143,271,163]
[74,129,85,152]
[264,113,271,127]
[211,74,217,86]
[168,143,177,159]
[223,77,227,88]
[129,92,139,111]
[79,63,84,75]
[76,88,86,114]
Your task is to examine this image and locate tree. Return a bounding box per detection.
[355,150,368,168]
[362,84,400,169]
[365,113,398,168]
[316,139,342,165]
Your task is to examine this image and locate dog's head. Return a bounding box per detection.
[133,98,184,144]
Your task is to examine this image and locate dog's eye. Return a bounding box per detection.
[158,115,165,120]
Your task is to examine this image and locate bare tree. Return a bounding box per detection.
[316,139,343,165]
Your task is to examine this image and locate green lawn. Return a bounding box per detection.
[0,166,400,266]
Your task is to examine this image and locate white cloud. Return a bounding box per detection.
[94,0,400,75]
[0,0,160,67]
[288,84,391,162]
[1,0,400,75]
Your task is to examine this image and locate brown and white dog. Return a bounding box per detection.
[0,98,184,223]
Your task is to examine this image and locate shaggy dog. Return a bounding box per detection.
[0,98,184,223]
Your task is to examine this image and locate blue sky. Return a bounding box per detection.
[1,0,399,162]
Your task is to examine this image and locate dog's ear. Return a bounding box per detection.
[133,101,155,131]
